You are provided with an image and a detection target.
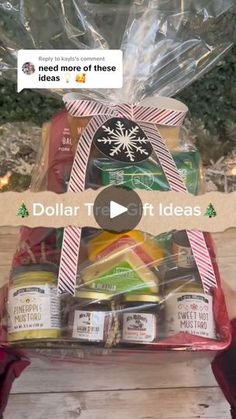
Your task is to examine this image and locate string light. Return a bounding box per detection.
[0,171,11,190]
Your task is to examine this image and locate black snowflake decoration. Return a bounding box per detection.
[93,118,152,163]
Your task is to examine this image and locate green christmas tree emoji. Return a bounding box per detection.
[204,203,217,218]
[17,202,29,218]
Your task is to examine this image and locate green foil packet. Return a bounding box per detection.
[94,151,200,195]
[82,259,159,295]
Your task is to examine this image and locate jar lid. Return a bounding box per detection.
[123,294,160,303]
[76,289,113,301]
[11,263,58,278]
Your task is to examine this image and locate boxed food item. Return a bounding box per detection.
[93,151,201,194]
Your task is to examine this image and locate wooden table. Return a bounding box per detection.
[1,228,235,419]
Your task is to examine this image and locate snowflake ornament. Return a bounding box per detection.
[93,118,152,163]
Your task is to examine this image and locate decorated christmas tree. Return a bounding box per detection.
[204,203,217,218]
[17,202,29,218]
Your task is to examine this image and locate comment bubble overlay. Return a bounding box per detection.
[0,189,235,234]
[17,50,123,92]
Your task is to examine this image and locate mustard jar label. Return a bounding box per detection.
[122,313,156,343]
[72,311,106,341]
[165,292,216,339]
[8,285,60,333]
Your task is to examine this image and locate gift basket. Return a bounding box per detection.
[0,0,235,357]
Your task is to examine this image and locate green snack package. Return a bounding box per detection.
[81,252,159,295]
[94,150,200,195]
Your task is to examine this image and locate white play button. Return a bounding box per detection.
[110,200,128,219]
[93,186,143,232]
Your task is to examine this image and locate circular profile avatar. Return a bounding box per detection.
[22,62,35,75]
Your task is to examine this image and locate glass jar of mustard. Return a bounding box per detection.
[164,268,217,339]
[7,265,61,342]
[121,294,161,344]
[68,290,114,344]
